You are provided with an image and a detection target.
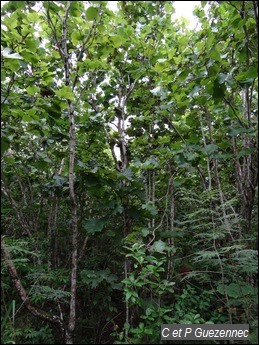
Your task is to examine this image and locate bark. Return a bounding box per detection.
[151,170,156,228]
[199,113,212,191]
[47,2,79,341]
[167,171,175,280]
[145,169,156,229]
[169,174,175,247]
[112,75,137,341]
[237,1,257,232]
[47,196,58,269]
[224,95,257,235]
[252,1,258,34]
[67,98,78,338]
[62,2,78,339]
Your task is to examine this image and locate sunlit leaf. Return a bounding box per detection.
[86,7,98,20]
[55,86,74,100]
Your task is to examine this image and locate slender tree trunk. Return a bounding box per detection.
[240,1,257,233]
[199,113,212,191]
[167,171,175,280]
[239,88,257,233]
[151,170,156,228]
[67,98,78,342]
[47,196,58,269]
[47,2,79,341]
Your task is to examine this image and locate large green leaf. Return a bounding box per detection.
[26,86,40,95]
[141,202,158,216]
[201,144,219,155]
[83,218,108,234]
[55,86,74,100]
[86,7,98,20]
[152,240,168,253]
[235,66,258,85]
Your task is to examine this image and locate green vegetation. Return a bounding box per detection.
[1,1,258,344]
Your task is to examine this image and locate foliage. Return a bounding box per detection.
[1,0,258,344]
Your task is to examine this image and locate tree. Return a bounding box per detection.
[1,1,258,344]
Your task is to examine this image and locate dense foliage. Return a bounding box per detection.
[1,1,258,344]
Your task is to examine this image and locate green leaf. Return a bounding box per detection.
[26,86,40,95]
[5,59,20,72]
[71,31,84,45]
[3,156,15,165]
[24,38,39,52]
[37,152,52,163]
[55,86,74,100]
[83,218,107,234]
[1,137,10,156]
[227,125,254,137]
[157,136,170,144]
[164,2,175,13]
[53,175,67,187]
[142,157,159,169]
[235,66,257,85]
[86,7,98,20]
[201,144,219,155]
[70,2,82,17]
[209,47,220,61]
[43,1,61,13]
[141,202,158,216]
[119,167,134,181]
[178,70,189,82]
[185,152,197,161]
[152,240,167,253]
[124,322,130,331]
[110,35,123,48]
[237,148,256,158]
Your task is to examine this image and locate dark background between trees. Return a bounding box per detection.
[1,1,258,344]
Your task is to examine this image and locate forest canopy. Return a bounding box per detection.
[1,1,258,344]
